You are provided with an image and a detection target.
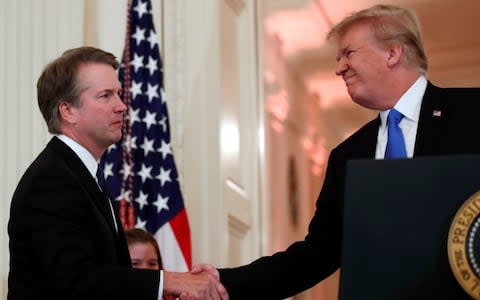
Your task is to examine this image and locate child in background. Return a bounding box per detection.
[125,229,178,299]
[125,228,163,270]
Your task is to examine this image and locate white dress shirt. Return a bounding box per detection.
[375,75,427,159]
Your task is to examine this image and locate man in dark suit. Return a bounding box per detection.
[8,47,228,300]
[192,4,480,299]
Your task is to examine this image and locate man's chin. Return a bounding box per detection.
[350,94,369,107]
[347,89,357,102]
[110,134,123,145]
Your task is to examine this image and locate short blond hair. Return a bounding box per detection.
[327,4,427,74]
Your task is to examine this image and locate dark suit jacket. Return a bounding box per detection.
[219,82,480,299]
[8,137,160,300]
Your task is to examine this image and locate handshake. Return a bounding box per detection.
[164,264,228,300]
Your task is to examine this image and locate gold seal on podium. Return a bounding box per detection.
[448,191,480,299]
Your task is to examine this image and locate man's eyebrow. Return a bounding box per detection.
[95,88,117,96]
[103,87,122,93]
[336,47,349,61]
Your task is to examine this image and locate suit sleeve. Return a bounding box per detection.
[218,148,345,299]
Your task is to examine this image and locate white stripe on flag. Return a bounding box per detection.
[155,223,189,272]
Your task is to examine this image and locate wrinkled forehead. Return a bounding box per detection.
[335,22,375,54]
[338,19,375,43]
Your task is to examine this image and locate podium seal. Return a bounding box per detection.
[448,191,480,299]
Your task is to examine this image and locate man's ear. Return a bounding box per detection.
[58,101,77,125]
[386,42,403,67]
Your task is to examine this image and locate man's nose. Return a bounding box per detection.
[115,94,127,112]
[335,58,348,76]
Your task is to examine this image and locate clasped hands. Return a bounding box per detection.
[164,264,227,300]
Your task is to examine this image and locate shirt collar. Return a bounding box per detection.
[379,75,427,125]
[57,134,98,178]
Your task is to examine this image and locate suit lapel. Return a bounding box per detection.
[96,189,119,235]
[49,137,119,236]
[353,117,380,159]
[363,118,380,158]
[115,220,133,266]
[414,82,448,156]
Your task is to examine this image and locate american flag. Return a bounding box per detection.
[100,0,192,272]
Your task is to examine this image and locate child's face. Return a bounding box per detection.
[129,242,160,270]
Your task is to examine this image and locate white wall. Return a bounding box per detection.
[0,1,85,297]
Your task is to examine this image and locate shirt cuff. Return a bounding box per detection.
[158,270,164,300]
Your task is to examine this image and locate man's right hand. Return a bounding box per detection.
[163,270,229,300]
[190,264,220,281]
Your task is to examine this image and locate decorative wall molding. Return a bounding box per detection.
[224,0,246,15]
[228,214,251,238]
[0,1,85,297]
[163,0,187,179]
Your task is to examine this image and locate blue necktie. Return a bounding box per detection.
[96,165,106,191]
[96,164,118,233]
[385,109,407,159]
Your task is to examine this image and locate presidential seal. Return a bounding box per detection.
[448,191,480,299]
